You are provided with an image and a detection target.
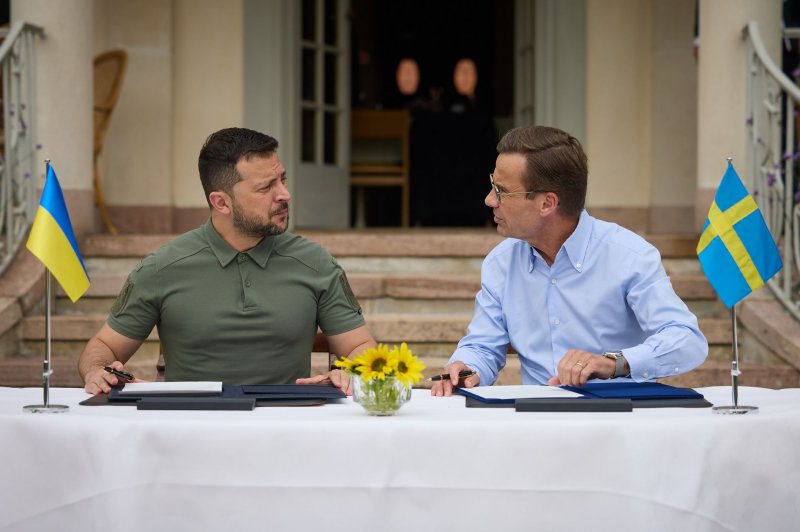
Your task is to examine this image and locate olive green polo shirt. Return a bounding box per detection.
[107,219,365,384]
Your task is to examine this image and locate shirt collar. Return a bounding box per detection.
[203,218,275,268]
[527,210,592,273]
[561,210,591,272]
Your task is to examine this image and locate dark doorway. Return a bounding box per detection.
[350,0,514,227]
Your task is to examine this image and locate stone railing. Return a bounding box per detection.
[743,21,800,320]
[0,21,44,277]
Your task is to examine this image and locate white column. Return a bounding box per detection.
[695,0,782,228]
[172,0,244,231]
[11,0,94,234]
[585,0,653,232]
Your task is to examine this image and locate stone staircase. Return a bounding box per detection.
[4,230,800,388]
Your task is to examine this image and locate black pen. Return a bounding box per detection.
[428,369,476,382]
[104,366,134,381]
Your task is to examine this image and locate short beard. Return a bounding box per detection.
[231,201,289,238]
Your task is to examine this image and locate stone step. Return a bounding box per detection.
[21,313,734,346]
[81,231,701,259]
[56,270,723,319]
[61,271,717,302]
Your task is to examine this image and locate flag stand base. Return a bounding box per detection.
[23,404,69,414]
[712,405,758,415]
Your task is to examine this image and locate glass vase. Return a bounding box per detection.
[352,375,411,416]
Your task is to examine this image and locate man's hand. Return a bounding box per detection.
[83,360,141,394]
[430,361,480,397]
[547,349,616,387]
[296,369,352,396]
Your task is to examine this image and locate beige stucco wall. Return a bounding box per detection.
[650,0,697,208]
[93,0,243,214]
[172,0,244,209]
[585,0,653,209]
[12,0,94,233]
[93,0,173,208]
[695,0,781,226]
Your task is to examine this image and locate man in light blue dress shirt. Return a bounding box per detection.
[432,125,708,395]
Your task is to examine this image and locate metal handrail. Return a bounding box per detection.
[743,21,800,319]
[0,21,44,276]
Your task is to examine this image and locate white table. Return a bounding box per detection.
[1,386,798,532]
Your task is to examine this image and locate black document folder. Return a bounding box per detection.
[80,383,345,408]
[515,398,633,412]
[136,397,256,411]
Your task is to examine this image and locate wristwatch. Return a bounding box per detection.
[603,350,628,378]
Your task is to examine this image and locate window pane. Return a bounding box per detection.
[324,52,336,105]
[324,111,336,164]
[302,0,316,41]
[302,109,316,162]
[324,0,337,46]
[302,48,316,102]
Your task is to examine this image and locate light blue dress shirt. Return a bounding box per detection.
[450,211,709,385]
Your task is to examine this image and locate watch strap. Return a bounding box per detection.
[603,351,626,378]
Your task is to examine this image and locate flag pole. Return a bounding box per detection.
[23,159,68,414]
[711,277,758,415]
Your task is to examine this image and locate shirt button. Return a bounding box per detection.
[238,255,246,263]
[551,278,557,285]
[576,262,582,269]
[554,319,560,325]
[245,281,251,287]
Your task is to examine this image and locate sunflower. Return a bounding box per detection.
[356,344,394,381]
[390,343,425,386]
[333,356,359,373]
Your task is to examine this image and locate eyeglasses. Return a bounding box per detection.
[489,173,546,204]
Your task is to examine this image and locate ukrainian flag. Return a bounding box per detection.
[697,162,782,308]
[26,166,90,302]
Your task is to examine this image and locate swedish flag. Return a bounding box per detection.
[26,165,90,302]
[697,162,782,308]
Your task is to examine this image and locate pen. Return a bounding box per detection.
[104,366,134,381]
[428,369,476,382]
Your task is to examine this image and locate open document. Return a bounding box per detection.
[117,382,223,395]
[457,385,583,404]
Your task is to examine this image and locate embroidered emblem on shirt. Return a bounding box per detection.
[111,276,134,316]
[339,271,362,313]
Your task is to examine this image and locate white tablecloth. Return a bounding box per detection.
[1,386,798,532]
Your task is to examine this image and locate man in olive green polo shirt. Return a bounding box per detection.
[79,127,376,394]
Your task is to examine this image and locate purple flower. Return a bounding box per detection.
[767,171,777,186]
[35,143,42,150]
[746,116,754,126]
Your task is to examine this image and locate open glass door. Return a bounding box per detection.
[295,0,350,228]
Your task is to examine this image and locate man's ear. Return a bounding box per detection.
[209,191,232,215]
[540,191,560,216]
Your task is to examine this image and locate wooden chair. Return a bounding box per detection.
[93,49,128,234]
[155,331,332,382]
[350,109,411,227]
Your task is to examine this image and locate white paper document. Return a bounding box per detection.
[117,382,223,395]
[462,385,583,401]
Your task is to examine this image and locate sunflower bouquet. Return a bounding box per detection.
[335,343,425,415]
